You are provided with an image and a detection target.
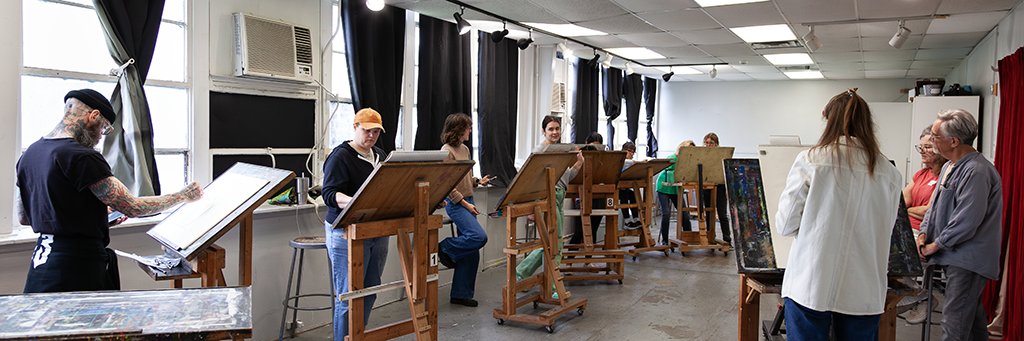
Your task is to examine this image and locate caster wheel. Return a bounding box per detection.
[723,251,728,256]
[546,325,554,333]
[497,319,505,325]
[533,302,539,309]
[577,308,584,315]
[632,256,637,261]
[618,279,623,284]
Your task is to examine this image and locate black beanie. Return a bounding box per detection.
[64,89,116,123]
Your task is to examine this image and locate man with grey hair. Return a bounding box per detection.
[918,109,1002,340]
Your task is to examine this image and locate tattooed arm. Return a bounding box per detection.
[89,177,203,217]
[16,187,29,226]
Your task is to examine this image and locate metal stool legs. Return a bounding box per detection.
[279,238,333,340]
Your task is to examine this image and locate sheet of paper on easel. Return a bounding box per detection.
[151,173,269,250]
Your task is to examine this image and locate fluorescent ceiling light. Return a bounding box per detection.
[784,71,824,79]
[605,47,665,60]
[730,24,796,43]
[764,53,813,65]
[525,23,607,37]
[694,0,768,7]
[654,66,702,75]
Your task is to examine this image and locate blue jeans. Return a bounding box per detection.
[784,298,880,341]
[442,196,488,299]
[325,221,389,339]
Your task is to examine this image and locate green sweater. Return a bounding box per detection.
[656,154,677,195]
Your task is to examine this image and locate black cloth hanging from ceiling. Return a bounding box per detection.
[94,0,165,196]
[477,31,518,188]
[623,73,643,143]
[643,77,659,157]
[415,16,471,151]
[342,0,405,152]
[571,57,600,144]
[602,67,623,146]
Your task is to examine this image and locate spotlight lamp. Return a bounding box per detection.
[491,21,508,43]
[602,54,613,68]
[366,0,384,11]
[709,65,717,79]
[803,25,822,52]
[556,41,573,58]
[662,67,674,82]
[517,29,533,50]
[625,62,634,75]
[454,7,472,35]
[889,20,911,49]
[588,49,600,67]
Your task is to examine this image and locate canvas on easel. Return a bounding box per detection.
[723,159,781,274]
[674,146,735,184]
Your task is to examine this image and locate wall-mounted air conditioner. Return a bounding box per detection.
[233,13,313,83]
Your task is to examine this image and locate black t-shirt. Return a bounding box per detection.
[322,141,384,225]
[16,138,114,245]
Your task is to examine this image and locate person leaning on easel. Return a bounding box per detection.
[17,89,203,294]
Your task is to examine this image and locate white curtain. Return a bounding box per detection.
[514,46,554,165]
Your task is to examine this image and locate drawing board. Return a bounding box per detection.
[618,159,674,180]
[674,146,735,184]
[568,150,627,185]
[331,160,474,227]
[757,144,810,268]
[494,152,577,211]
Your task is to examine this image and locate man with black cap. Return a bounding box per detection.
[16,89,204,293]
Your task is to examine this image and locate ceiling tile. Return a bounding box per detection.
[709,73,755,81]
[937,0,1022,14]
[866,70,908,78]
[864,61,913,69]
[649,45,711,58]
[663,56,723,64]
[911,59,962,68]
[704,2,787,27]
[858,20,931,37]
[817,62,866,70]
[747,72,789,80]
[716,57,772,65]
[926,12,1008,34]
[638,9,722,31]
[857,0,943,19]
[862,50,917,61]
[755,47,808,54]
[812,52,864,63]
[529,0,629,22]
[919,32,989,48]
[670,28,744,45]
[615,32,689,46]
[574,35,638,48]
[397,0,566,24]
[732,65,779,73]
[696,43,759,57]
[907,68,954,77]
[813,24,861,39]
[611,0,699,13]
[575,14,662,34]
[813,38,861,53]
[689,64,737,73]
[775,0,857,24]
[915,47,973,60]
[861,35,923,50]
[823,70,866,79]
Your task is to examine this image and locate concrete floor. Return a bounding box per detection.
[283,221,944,341]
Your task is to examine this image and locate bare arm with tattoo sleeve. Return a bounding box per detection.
[89,177,203,217]
[16,187,29,226]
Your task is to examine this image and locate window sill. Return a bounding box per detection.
[0,203,320,247]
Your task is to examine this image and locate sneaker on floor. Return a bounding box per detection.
[903,301,932,324]
[450,297,478,307]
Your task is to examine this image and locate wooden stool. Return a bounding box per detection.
[279,236,333,340]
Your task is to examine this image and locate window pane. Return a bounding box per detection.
[328,102,356,149]
[331,4,345,53]
[23,0,111,75]
[163,0,185,22]
[20,76,116,147]
[144,85,188,149]
[155,153,186,190]
[148,22,186,82]
[331,52,352,99]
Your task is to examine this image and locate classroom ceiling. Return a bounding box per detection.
[386,0,1021,81]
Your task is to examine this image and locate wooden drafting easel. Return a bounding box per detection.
[668,146,734,255]
[331,160,473,341]
[143,163,294,289]
[492,152,586,333]
[562,150,627,283]
[614,159,674,260]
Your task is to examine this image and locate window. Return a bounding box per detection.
[327,2,355,151]
[20,0,190,191]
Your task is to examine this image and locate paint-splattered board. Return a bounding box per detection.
[724,159,923,276]
[0,287,251,340]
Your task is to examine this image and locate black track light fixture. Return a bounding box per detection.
[491,21,508,43]
[454,7,471,35]
[517,29,533,50]
[588,48,599,67]
[662,66,674,82]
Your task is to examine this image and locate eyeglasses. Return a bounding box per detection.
[914,144,933,153]
[929,134,947,142]
[99,116,113,135]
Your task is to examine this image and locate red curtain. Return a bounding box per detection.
[986,46,1023,340]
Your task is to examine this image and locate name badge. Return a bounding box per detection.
[928,180,937,187]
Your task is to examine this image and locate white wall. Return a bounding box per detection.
[1,0,21,234]
[944,1,1024,160]
[656,79,916,160]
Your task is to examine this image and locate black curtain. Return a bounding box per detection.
[571,57,600,144]
[414,16,471,151]
[623,73,643,143]
[478,32,518,188]
[342,0,405,152]
[602,67,623,146]
[94,0,164,196]
[643,77,659,157]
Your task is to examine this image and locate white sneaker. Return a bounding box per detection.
[903,300,932,325]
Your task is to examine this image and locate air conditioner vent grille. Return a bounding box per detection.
[294,27,313,65]
[244,15,296,76]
